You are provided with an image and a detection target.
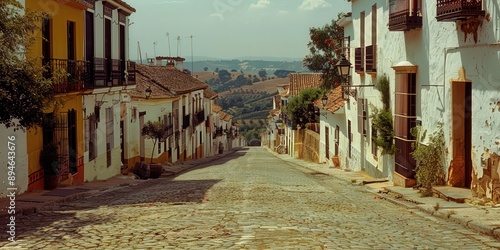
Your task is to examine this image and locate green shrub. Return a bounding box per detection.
[411,123,446,196]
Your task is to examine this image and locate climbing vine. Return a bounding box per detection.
[370,74,395,154]
[411,123,446,197]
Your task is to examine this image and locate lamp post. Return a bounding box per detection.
[145,86,152,99]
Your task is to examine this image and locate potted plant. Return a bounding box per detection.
[40,142,60,190]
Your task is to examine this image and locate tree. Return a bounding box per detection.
[141,121,168,163]
[258,69,267,78]
[303,14,345,89]
[0,0,54,129]
[286,87,324,128]
[218,69,232,83]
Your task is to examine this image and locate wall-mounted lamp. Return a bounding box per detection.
[321,94,328,107]
[334,54,374,100]
[145,86,152,99]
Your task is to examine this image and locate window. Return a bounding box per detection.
[106,107,114,167]
[88,114,97,161]
[394,72,417,178]
[366,4,377,73]
[357,98,367,136]
[348,120,352,158]
[67,21,75,61]
[371,123,378,157]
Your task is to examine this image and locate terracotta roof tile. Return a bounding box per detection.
[107,0,136,13]
[267,108,280,119]
[129,70,176,99]
[212,104,223,113]
[314,86,345,114]
[204,87,218,99]
[289,73,323,96]
[134,64,208,96]
[218,111,233,122]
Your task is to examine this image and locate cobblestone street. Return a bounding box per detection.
[1,147,498,249]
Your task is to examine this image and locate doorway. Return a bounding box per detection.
[451,81,472,188]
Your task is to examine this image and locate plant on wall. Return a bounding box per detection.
[369,74,395,154]
[411,123,446,197]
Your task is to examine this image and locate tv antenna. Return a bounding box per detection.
[166,32,171,57]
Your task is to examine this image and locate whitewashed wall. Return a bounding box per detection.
[345,0,500,184]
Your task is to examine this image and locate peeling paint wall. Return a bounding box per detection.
[345,0,500,196]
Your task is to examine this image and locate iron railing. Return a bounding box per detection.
[436,0,484,21]
[388,0,422,31]
[46,59,91,93]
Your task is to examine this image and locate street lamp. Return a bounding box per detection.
[321,94,328,107]
[335,54,354,100]
[145,86,152,99]
[336,54,352,79]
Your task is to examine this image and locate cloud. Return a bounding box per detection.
[209,13,223,18]
[250,0,270,9]
[298,0,330,11]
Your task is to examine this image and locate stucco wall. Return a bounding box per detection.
[346,0,500,195]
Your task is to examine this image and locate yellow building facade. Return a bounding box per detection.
[25,0,91,190]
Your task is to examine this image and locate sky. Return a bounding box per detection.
[126,0,350,61]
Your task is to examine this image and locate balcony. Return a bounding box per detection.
[165,124,174,137]
[126,61,136,84]
[46,59,92,93]
[111,59,122,86]
[93,57,107,87]
[193,110,205,126]
[93,58,129,87]
[213,126,223,139]
[365,45,377,74]
[389,0,422,31]
[436,0,485,22]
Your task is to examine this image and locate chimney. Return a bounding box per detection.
[147,58,155,66]
[174,57,185,71]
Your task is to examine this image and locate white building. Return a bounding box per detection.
[127,60,216,166]
[337,0,500,201]
[82,0,136,182]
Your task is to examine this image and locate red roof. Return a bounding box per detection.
[130,64,211,99]
[314,87,345,114]
[288,73,323,97]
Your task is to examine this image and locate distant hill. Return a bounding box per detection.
[134,59,307,73]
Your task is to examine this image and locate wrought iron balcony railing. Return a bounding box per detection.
[389,0,422,31]
[193,110,205,126]
[436,0,484,22]
[126,61,136,84]
[45,59,92,93]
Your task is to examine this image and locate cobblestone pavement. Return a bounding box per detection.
[1,147,499,249]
